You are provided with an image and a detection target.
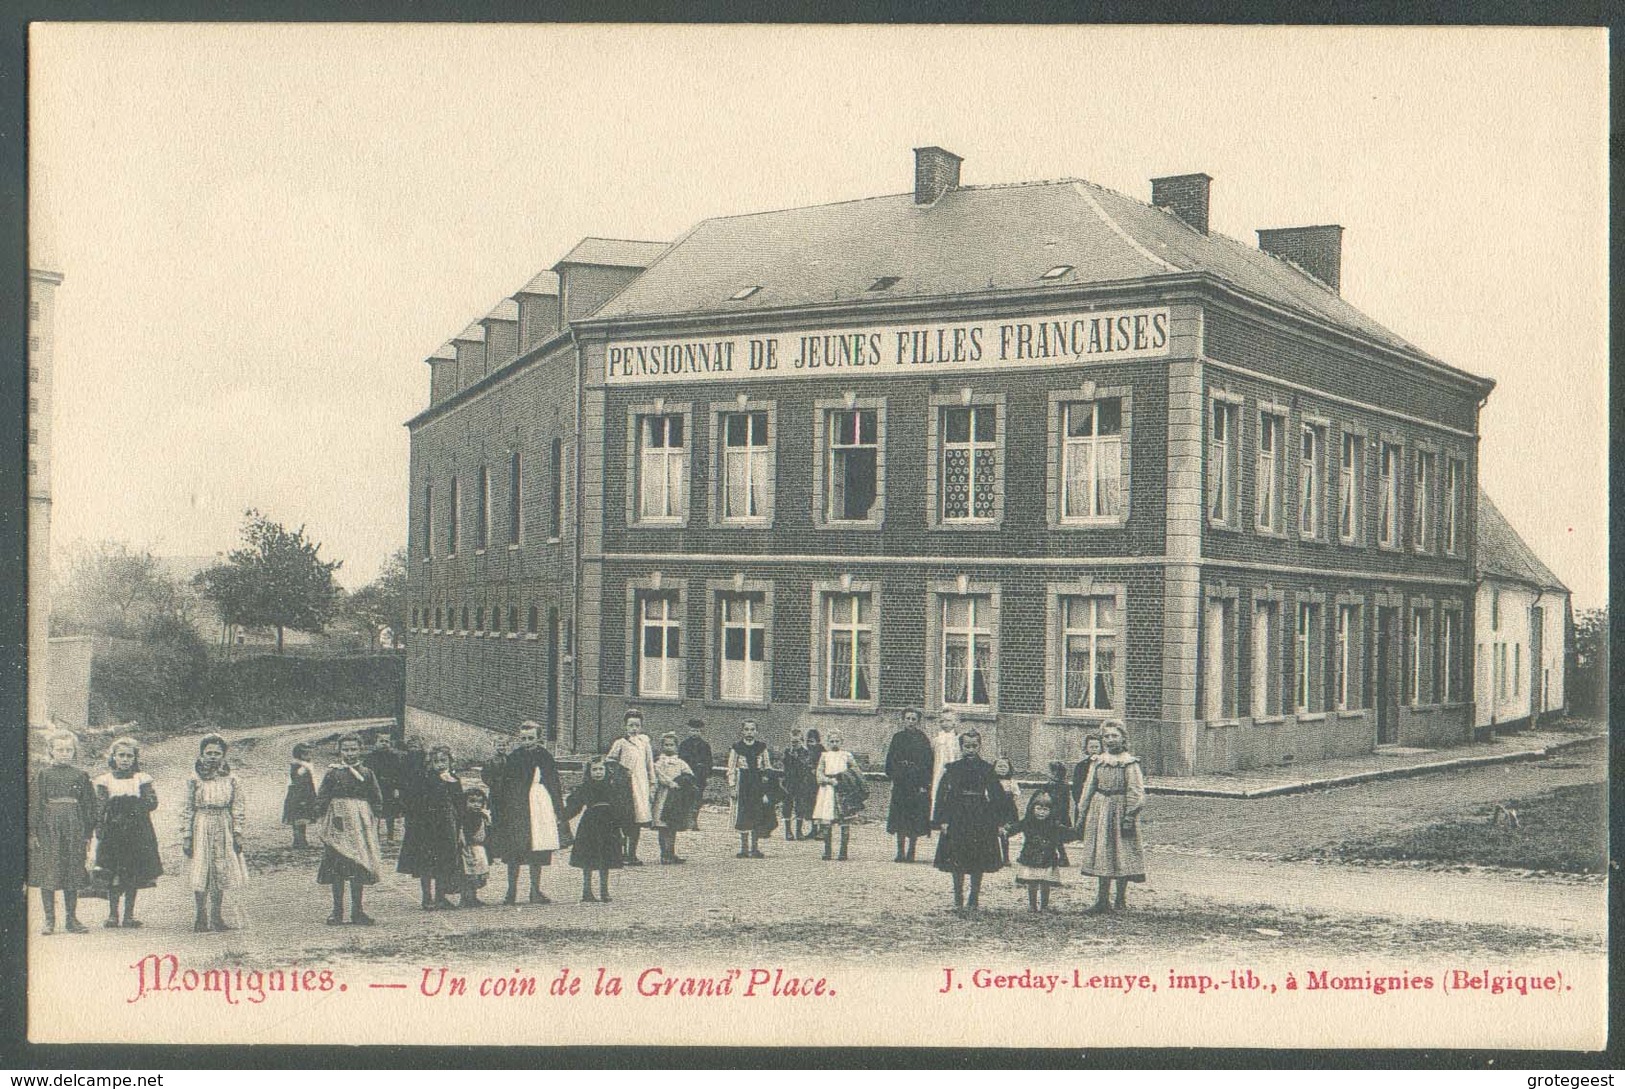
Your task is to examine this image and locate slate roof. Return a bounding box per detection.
[552,237,671,270]
[1477,488,1568,592]
[589,178,1460,372]
[517,269,559,296]
[484,298,520,323]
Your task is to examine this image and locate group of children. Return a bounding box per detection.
[29,713,1144,934]
[29,730,247,935]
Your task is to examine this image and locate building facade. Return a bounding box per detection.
[29,267,62,729]
[405,149,1495,776]
[1473,490,1569,732]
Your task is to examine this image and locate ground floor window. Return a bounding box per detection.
[823,591,875,705]
[1334,603,1364,711]
[718,593,766,702]
[1294,600,1323,713]
[1441,608,1462,702]
[1060,595,1117,713]
[1203,596,1236,720]
[637,593,682,698]
[1250,598,1279,717]
[940,593,995,709]
[1409,605,1434,705]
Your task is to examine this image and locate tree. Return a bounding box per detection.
[342,548,408,650]
[53,540,171,638]
[1570,607,1607,720]
[197,509,343,653]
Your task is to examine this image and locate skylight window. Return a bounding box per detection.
[729,285,761,300]
[1041,265,1074,280]
[868,276,901,292]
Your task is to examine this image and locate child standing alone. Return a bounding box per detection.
[283,743,319,848]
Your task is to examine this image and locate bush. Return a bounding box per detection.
[90,648,403,731]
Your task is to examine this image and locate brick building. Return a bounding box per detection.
[405,148,1494,776]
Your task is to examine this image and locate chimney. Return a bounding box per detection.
[1151,173,1212,234]
[914,146,962,205]
[1257,225,1344,293]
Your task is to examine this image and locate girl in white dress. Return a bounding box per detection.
[606,710,656,865]
[181,734,249,932]
[812,731,860,861]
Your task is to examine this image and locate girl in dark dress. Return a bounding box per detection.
[932,729,1006,913]
[780,729,816,841]
[397,745,467,910]
[315,732,385,925]
[1039,761,1073,827]
[993,757,1021,865]
[90,737,162,928]
[30,731,96,935]
[563,759,624,903]
[727,722,776,858]
[283,743,319,848]
[1012,794,1071,913]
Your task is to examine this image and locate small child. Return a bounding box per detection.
[459,784,492,908]
[564,759,624,902]
[91,737,162,928]
[650,732,697,864]
[1070,733,1105,815]
[182,734,249,933]
[283,743,319,848]
[30,730,97,935]
[398,745,466,910]
[1041,761,1072,827]
[993,757,1021,865]
[1012,794,1070,912]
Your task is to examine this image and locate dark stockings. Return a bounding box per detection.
[105,888,139,927]
[657,828,681,861]
[823,824,850,859]
[581,868,610,902]
[1089,877,1128,912]
[1027,885,1040,912]
[625,827,642,862]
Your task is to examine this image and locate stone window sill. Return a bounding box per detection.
[808,704,879,717]
[703,698,772,712]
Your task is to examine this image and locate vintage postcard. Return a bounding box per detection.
[24,23,1607,1051]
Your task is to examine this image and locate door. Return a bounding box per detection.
[545,607,561,742]
[1528,607,1544,722]
[1375,606,1400,744]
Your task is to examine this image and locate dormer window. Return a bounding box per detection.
[1041,265,1073,280]
[867,276,900,292]
[729,285,761,300]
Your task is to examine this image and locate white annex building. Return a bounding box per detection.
[1474,488,1569,732]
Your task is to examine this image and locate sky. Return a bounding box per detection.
[29,25,1608,607]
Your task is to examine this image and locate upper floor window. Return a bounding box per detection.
[1377,442,1401,548]
[1338,433,1363,544]
[940,406,999,523]
[508,451,523,546]
[422,484,434,558]
[1299,424,1326,540]
[719,411,771,522]
[1061,595,1117,713]
[826,408,879,523]
[1060,399,1123,523]
[447,476,460,555]
[1413,450,1437,553]
[1256,412,1285,533]
[1443,458,1464,555]
[1208,400,1240,528]
[548,438,564,540]
[636,414,688,523]
[475,465,490,551]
